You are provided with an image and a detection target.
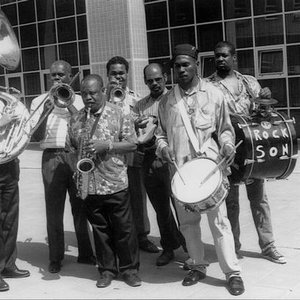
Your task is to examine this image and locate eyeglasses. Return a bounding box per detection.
[146,77,164,85]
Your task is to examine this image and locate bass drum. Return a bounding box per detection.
[230,111,298,184]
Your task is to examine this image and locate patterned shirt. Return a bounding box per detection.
[206,70,261,116]
[68,102,138,195]
[156,79,234,172]
[30,93,84,149]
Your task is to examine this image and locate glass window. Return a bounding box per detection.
[18,0,36,24]
[285,13,300,44]
[147,30,169,58]
[1,0,15,4]
[75,0,86,14]
[59,43,78,66]
[237,49,254,76]
[287,45,300,75]
[0,76,5,86]
[197,23,222,52]
[36,0,54,21]
[22,48,39,72]
[289,78,300,106]
[284,0,300,11]
[0,67,4,75]
[258,49,283,75]
[224,0,251,19]
[201,56,215,78]
[20,24,37,48]
[55,0,75,18]
[253,0,282,15]
[258,78,286,107]
[38,21,56,45]
[24,72,41,95]
[145,2,168,30]
[149,58,172,84]
[43,73,52,91]
[169,0,194,27]
[1,4,17,26]
[8,76,22,94]
[71,67,80,92]
[57,17,76,42]
[171,27,195,51]
[254,16,283,46]
[77,15,87,40]
[79,41,89,65]
[40,45,58,70]
[195,0,221,23]
[82,69,90,77]
[225,19,253,48]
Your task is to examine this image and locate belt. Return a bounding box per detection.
[44,148,70,153]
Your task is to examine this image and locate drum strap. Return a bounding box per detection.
[174,85,207,155]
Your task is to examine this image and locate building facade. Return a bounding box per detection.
[1,0,300,136]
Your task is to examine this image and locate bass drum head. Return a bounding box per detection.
[171,158,221,204]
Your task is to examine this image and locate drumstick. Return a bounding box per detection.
[198,140,243,187]
[173,160,187,186]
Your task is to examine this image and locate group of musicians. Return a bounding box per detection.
[0,41,287,296]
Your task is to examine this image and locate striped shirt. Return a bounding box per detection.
[30,93,84,149]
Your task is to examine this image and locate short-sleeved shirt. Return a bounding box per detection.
[30,93,84,149]
[206,70,261,116]
[68,101,138,195]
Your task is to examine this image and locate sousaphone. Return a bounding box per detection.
[0,9,31,164]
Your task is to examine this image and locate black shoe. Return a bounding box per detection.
[122,273,142,287]
[183,262,191,271]
[48,261,62,273]
[139,239,159,253]
[1,267,30,278]
[77,255,96,265]
[182,270,206,286]
[227,276,245,296]
[96,273,114,288]
[0,277,9,292]
[156,249,174,266]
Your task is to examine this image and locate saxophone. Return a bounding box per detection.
[75,107,95,199]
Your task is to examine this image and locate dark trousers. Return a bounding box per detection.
[42,149,93,262]
[143,150,185,250]
[127,165,150,242]
[0,159,19,272]
[84,189,139,275]
[226,178,275,252]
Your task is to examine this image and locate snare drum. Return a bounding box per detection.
[230,111,298,184]
[171,157,229,214]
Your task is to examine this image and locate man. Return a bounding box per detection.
[0,101,30,292]
[68,74,141,288]
[133,63,186,266]
[156,44,244,296]
[106,56,159,253]
[30,60,94,273]
[206,40,286,264]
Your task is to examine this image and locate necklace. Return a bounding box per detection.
[184,96,196,115]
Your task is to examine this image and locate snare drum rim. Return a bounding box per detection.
[171,157,223,205]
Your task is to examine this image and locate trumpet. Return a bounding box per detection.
[107,81,126,105]
[75,107,95,200]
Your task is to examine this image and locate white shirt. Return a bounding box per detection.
[30,93,83,149]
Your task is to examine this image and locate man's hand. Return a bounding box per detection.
[221,143,235,166]
[135,115,149,129]
[161,146,175,164]
[259,87,271,99]
[85,140,108,155]
[43,98,53,113]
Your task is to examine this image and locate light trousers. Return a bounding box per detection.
[175,199,241,279]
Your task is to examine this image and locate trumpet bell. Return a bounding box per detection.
[49,83,75,108]
[109,86,126,104]
[0,9,21,70]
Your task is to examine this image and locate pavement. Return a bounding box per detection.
[2,142,300,299]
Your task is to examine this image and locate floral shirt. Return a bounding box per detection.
[68,101,138,195]
[206,70,261,116]
[156,79,235,174]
